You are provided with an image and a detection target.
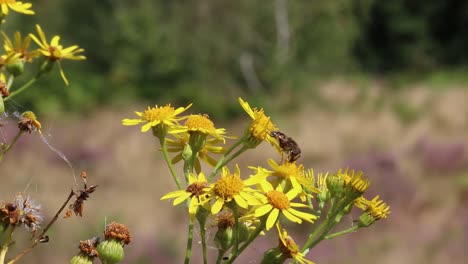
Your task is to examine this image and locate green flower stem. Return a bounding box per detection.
[209,138,245,180]
[225,217,266,264]
[0,226,15,264]
[184,221,194,264]
[231,204,240,256]
[324,225,359,240]
[301,218,329,254]
[305,213,343,251]
[6,75,14,91]
[0,131,24,162]
[301,198,349,253]
[216,249,227,264]
[3,77,37,102]
[199,220,208,264]
[160,138,183,190]
[304,202,326,242]
[183,150,198,182]
[209,145,248,181]
[223,137,244,158]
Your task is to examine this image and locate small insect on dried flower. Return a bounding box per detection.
[69,172,98,217]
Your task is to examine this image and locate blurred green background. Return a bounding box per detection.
[1,1,468,263]
[6,0,468,117]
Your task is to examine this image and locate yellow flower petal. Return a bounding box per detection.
[211,198,224,214]
[266,208,280,230]
[288,208,316,223]
[141,122,153,132]
[233,194,248,209]
[283,209,303,224]
[289,202,308,208]
[239,192,261,205]
[255,204,273,217]
[188,173,197,184]
[198,172,207,182]
[122,119,142,126]
[173,192,192,205]
[160,190,187,200]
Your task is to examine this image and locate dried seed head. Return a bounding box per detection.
[103,222,131,245]
[0,193,43,234]
[78,237,100,257]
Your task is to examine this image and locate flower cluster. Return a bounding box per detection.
[0,193,43,235]
[123,98,391,264]
[0,2,85,116]
[0,1,85,162]
[69,222,132,264]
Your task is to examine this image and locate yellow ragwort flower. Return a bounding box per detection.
[355,195,390,220]
[337,169,370,196]
[269,159,315,193]
[207,165,261,214]
[0,0,34,16]
[238,97,277,148]
[180,114,227,141]
[2,31,40,62]
[312,171,329,202]
[122,103,192,133]
[249,160,318,202]
[254,182,316,230]
[29,24,86,85]
[166,132,225,173]
[276,224,314,264]
[0,52,21,68]
[160,172,210,221]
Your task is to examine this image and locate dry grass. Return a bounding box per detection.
[1,82,467,263]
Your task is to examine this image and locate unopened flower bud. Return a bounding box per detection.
[6,60,24,77]
[214,227,234,251]
[261,248,286,264]
[238,222,250,243]
[97,222,131,264]
[152,124,168,142]
[97,239,125,264]
[326,174,344,197]
[69,254,93,264]
[36,58,54,79]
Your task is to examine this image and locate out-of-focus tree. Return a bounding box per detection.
[5,0,468,117]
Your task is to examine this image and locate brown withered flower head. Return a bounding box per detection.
[104,222,132,245]
[0,78,8,98]
[216,210,235,229]
[69,171,98,217]
[17,111,42,134]
[70,184,98,217]
[0,193,43,235]
[78,237,100,257]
